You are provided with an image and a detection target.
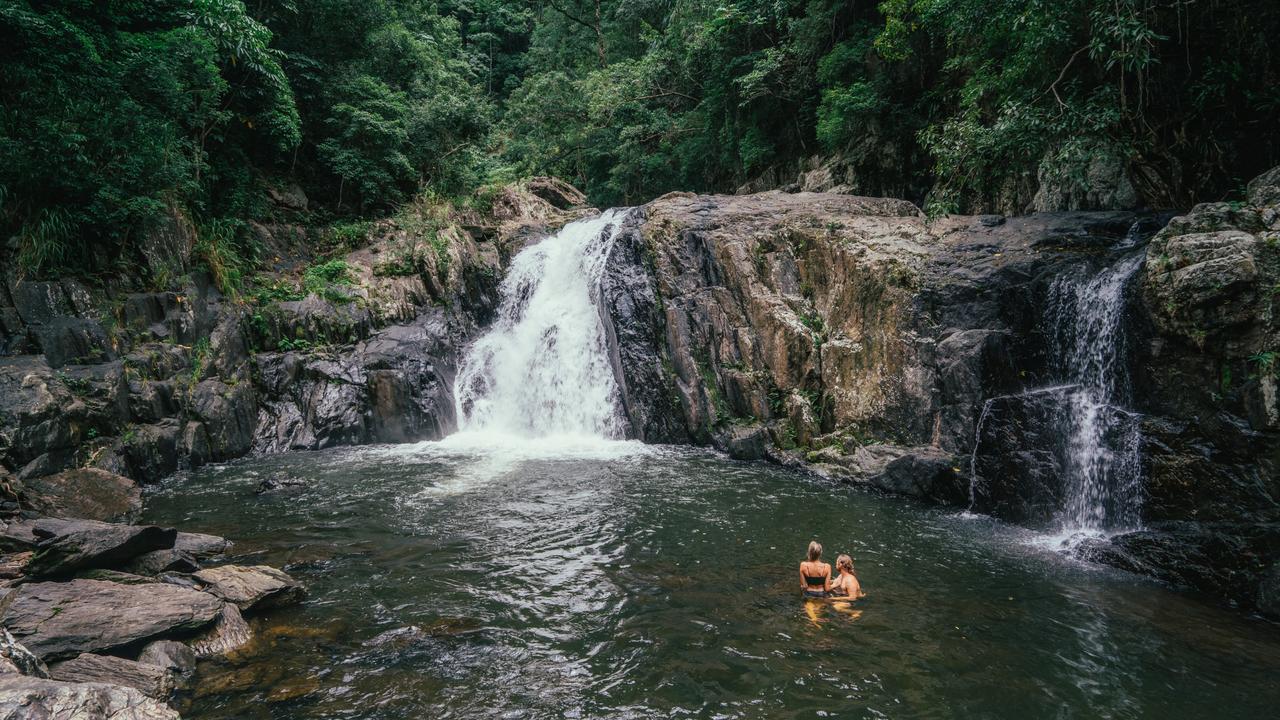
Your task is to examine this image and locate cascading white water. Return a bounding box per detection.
[1046,251,1146,533]
[453,210,630,439]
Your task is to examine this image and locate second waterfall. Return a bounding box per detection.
[453,210,631,439]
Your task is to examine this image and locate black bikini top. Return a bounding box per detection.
[804,574,826,586]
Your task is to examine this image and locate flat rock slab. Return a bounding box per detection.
[49,653,175,701]
[0,674,178,719]
[21,469,141,523]
[6,579,223,661]
[25,519,176,577]
[193,565,304,612]
[173,532,230,560]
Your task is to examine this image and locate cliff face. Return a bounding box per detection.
[603,192,1146,492]
[1083,171,1280,614]
[0,179,591,489]
[3,170,1278,619]
[602,170,1280,617]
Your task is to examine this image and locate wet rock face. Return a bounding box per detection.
[603,174,1280,616]
[1122,167,1280,614]
[604,193,1140,466]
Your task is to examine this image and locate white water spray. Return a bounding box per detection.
[1047,252,1146,533]
[453,210,631,439]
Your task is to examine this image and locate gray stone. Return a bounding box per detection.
[254,475,308,495]
[32,317,114,368]
[6,579,223,660]
[25,519,177,577]
[122,549,198,576]
[0,674,178,719]
[192,564,304,612]
[48,654,175,701]
[172,532,230,560]
[189,603,252,658]
[135,641,196,681]
[524,176,588,210]
[122,422,180,485]
[20,469,141,524]
[189,379,257,462]
[1246,165,1280,208]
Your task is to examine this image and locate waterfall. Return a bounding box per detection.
[966,223,1148,537]
[1046,251,1146,533]
[453,210,630,439]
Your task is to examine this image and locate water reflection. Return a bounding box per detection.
[144,444,1280,719]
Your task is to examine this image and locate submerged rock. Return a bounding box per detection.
[135,641,196,683]
[254,475,308,495]
[6,579,223,660]
[0,674,178,719]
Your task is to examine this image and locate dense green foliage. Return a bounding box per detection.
[2,0,1278,279]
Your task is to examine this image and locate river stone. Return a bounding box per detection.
[122,549,199,576]
[48,654,175,701]
[5,579,224,660]
[136,641,196,681]
[25,519,177,577]
[192,565,304,612]
[255,475,308,494]
[0,629,48,678]
[0,674,178,719]
[173,531,231,560]
[21,469,142,523]
[870,447,968,505]
[189,603,252,658]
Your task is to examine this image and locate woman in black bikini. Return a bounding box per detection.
[799,541,831,598]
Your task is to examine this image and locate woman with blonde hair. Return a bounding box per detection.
[799,540,831,598]
[830,554,865,600]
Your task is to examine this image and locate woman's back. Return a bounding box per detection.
[799,541,831,596]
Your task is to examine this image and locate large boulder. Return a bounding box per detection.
[189,379,257,462]
[192,565,304,612]
[5,579,223,660]
[23,519,176,577]
[20,469,141,523]
[48,654,176,701]
[0,674,178,720]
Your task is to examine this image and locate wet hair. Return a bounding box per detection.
[836,554,854,574]
[807,541,823,562]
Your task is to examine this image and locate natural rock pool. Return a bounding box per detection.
[143,435,1280,719]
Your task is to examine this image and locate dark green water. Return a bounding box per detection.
[142,435,1280,719]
